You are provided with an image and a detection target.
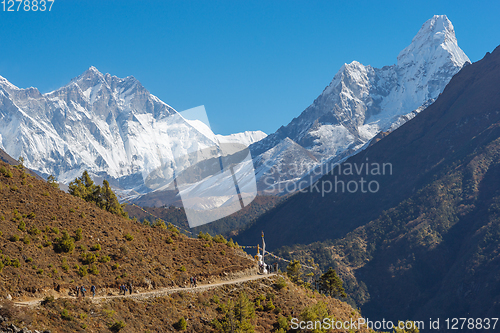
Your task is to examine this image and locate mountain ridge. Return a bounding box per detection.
[248,15,470,195]
[239,43,500,324]
[0,67,266,202]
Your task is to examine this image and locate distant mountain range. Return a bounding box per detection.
[0,66,265,203]
[0,15,470,210]
[236,44,500,323]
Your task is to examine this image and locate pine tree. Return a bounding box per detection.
[212,292,256,333]
[286,260,302,285]
[234,292,255,323]
[47,175,59,189]
[97,180,126,217]
[69,171,97,202]
[69,172,127,218]
[318,267,346,298]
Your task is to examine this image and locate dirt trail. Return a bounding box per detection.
[14,273,277,307]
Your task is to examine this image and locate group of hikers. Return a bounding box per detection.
[75,285,96,298]
[189,276,198,288]
[119,282,133,295]
[74,283,133,298]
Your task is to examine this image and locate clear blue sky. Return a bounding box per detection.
[1,0,499,135]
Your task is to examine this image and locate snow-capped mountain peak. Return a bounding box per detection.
[71,66,106,86]
[397,15,469,68]
[0,75,20,91]
[249,15,471,195]
[0,67,267,197]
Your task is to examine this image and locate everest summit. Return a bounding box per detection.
[0,66,266,199]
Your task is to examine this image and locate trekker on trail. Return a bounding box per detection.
[189,276,194,288]
[193,276,197,287]
[127,282,133,295]
[91,285,96,298]
[123,284,128,295]
[81,286,86,297]
[76,286,80,298]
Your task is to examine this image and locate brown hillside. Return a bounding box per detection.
[0,161,254,300]
[5,275,372,333]
[0,148,43,180]
[0,161,372,332]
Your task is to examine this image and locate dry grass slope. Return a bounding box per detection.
[0,161,254,298]
[5,275,372,333]
[0,160,370,332]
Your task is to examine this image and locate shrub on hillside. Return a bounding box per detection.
[109,320,126,332]
[198,232,212,242]
[61,308,72,321]
[167,223,179,234]
[99,255,110,263]
[153,219,167,229]
[213,234,227,244]
[275,277,287,290]
[0,166,12,178]
[17,220,26,232]
[89,264,99,275]
[41,296,54,306]
[28,226,41,235]
[81,252,98,265]
[47,175,59,189]
[53,231,75,253]
[299,301,330,327]
[173,317,187,331]
[78,265,88,277]
[74,228,83,241]
[264,300,275,312]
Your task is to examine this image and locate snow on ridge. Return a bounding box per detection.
[0,64,268,209]
[0,16,473,201]
[216,130,267,146]
[248,15,470,195]
[0,75,20,91]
